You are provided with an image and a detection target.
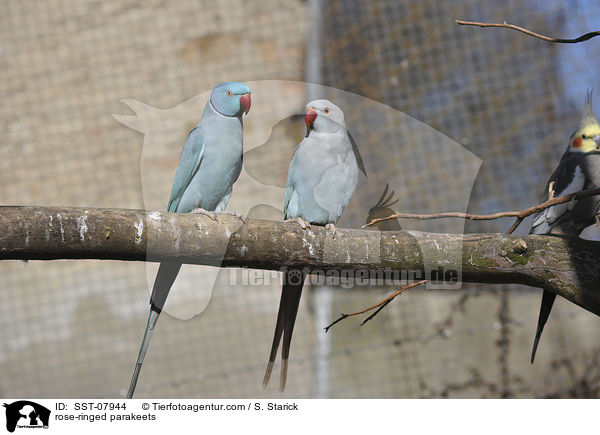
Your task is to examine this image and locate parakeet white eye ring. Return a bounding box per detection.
[324,108,330,114]
[226,90,233,97]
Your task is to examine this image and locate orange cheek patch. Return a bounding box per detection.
[572,137,582,148]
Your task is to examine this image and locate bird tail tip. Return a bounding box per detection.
[530,336,541,364]
[279,359,288,392]
[263,361,275,388]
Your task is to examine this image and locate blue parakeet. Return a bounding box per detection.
[127,82,251,398]
[530,92,600,363]
[263,99,360,391]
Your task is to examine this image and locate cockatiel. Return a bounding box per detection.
[127,82,251,398]
[530,92,600,363]
[263,99,360,391]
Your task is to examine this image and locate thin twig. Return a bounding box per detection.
[363,186,600,229]
[505,217,524,235]
[455,20,600,44]
[324,280,428,332]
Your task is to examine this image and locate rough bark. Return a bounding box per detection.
[1,206,600,316]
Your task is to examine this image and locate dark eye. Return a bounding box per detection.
[226,90,233,97]
[323,108,330,114]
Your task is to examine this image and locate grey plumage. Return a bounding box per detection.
[263,99,359,391]
[530,93,600,363]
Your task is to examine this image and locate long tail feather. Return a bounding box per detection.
[263,299,286,387]
[127,261,182,398]
[149,261,182,313]
[263,270,305,391]
[127,309,159,398]
[280,279,304,391]
[531,290,556,364]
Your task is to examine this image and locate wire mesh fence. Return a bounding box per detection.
[1,0,600,398]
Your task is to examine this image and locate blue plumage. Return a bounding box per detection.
[127,82,251,398]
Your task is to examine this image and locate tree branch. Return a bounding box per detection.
[455,20,600,43]
[2,206,600,317]
[363,187,600,229]
[341,183,574,328]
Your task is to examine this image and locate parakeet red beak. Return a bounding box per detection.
[305,108,317,128]
[239,94,251,115]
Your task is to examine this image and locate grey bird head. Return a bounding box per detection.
[304,99,346,135]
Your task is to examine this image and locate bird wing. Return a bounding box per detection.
[530,152,585,235]
[283,143,304,219]
[283,184,297,220]
[167,127,205,213]
[348,130,367,179]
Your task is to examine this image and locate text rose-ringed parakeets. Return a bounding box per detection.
[263,99,360,391]
[127,82,251,398]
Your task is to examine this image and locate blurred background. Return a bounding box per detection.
[2,0,600,398]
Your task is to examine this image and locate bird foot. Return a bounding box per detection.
[326,223,337,239]
[191,208,217,221]
[285,217,311,230]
